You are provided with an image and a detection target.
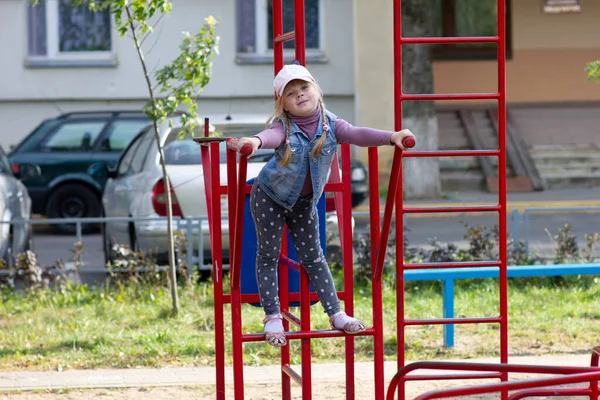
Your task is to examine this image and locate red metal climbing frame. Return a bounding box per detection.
[198,0,386,399]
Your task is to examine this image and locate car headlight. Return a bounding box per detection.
[351,167,366,181]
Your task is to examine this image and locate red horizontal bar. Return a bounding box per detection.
[403,205,501,214]
[241,327,375,343]
[224,292,322,304]
[275,31,295,43]
[323,182,344,190]
[406,372,502,382]
[401,93,500,101]
[282,311,301,328]
[401,361,600,376]
[403,260,502,269]
[223,292,348,304]
[414,371,600,400]
[282,365,302,386]
[405,316,501,326]
[510,388,592,400]
[280,255,301,271]
[401,36,499,45]
[403,149,500,158]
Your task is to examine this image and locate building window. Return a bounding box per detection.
[431,0,512,60]
[236,0,325,63]
[26,0,115,67]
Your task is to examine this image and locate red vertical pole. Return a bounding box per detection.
[273,0,284,74]
[340,144,356,400]
[369,146,385,400]
[497,0,509,396]
[225,146,244,400]
[294,0,306,65]
[280,233,292,400]
[273,1,291,398]
[300,267,312,399]
[393,1,408,399]
[207,142,227,400]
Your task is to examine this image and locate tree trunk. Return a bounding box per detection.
[401,0,441,199]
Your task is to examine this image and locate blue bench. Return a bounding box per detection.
[403,264,600,348]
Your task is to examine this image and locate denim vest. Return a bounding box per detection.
[256,110,338,213]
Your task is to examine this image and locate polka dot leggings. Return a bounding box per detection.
[250,184,341,318]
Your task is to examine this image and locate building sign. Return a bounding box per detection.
[543,0,581,13]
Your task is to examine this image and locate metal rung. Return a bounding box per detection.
[401,36,499,45]
[240,327,374,343]
[282,311,301,328]
[280,255,301,271]
[282,365,302,385]
[405,372,502,382]
[227,292,322,304]
[401,93,500,101]
[405,316,501,326]
[275,31,295,43]
[403,205,501,214]
[403,149,500,158]
[403,260,502,270]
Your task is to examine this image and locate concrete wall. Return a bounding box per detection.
[433,0,600,104]
[0,0,355,149]
[353,0,600,165]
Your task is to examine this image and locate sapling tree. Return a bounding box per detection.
[31,0,220,315]
[586,60,600,83]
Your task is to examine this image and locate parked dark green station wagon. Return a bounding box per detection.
[9,111,150,234]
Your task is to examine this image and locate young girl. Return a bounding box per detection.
[228,63,415,347]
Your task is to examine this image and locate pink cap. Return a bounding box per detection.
[273,64,315,98]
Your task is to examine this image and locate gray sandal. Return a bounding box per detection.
[329,311,366,334]
[263,314,287,347]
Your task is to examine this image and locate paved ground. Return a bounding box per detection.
[0,353,596,394]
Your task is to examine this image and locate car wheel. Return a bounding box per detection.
[46,184,101,235]
[351,192,367,208]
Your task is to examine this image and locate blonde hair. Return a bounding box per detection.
[266,80,329,167]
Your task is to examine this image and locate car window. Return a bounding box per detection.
[11,120,61,153]
[163,139,206,165]
[0,149,13,175]
[117,135,144,176]
[40,121,105,152]
[162,139,273,165]
[99,119,149,152]
[130,129,155,174]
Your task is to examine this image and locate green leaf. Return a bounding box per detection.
[585,60,600,83]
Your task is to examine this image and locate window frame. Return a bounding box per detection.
[432,0,513,61]
[26,0,117,68]
[236,0,327,65]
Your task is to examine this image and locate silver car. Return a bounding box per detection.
[99,117,268,268]
[0,145,32,266]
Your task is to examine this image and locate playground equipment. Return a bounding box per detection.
[197,0,600,398]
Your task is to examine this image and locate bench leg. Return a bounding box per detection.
[442,278,455,348]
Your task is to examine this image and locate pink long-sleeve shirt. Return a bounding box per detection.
[255,119,394,149]
[254,114,394,195]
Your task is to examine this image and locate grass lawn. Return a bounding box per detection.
[1,275,599,371]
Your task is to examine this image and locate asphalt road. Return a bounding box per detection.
[28,209,600,278]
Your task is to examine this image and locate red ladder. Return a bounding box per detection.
[377,0,508,398]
